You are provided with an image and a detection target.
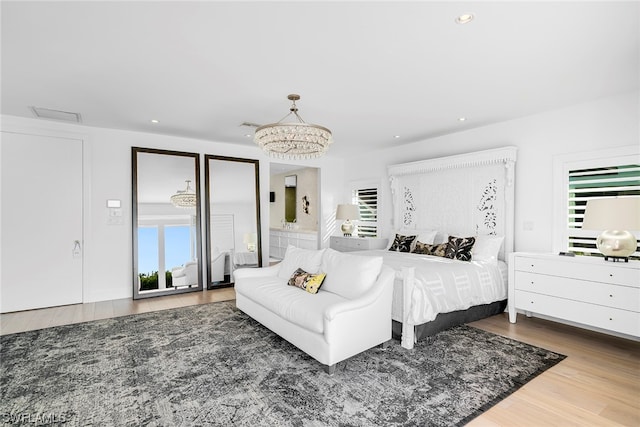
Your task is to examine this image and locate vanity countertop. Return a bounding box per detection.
[270,227,317,234]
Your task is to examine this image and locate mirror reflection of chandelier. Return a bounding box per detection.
[254,94,333,160]
[170,180,197,208]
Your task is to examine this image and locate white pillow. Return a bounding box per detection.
[277,245,325,280]
[414,229,438,245]
[433,232,449,245]
[320,248,383,299]
[472,235,504,264]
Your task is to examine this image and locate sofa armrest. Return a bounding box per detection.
[234,263,281,280]
[324,265,394,321]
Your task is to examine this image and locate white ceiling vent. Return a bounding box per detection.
[239,121,260,128]
[30,106,82,123]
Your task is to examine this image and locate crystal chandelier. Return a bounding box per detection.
[170,180,197,208]
[254,94,333,160]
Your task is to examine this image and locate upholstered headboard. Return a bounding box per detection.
[388,147,517,261]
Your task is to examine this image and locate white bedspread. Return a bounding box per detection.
[354,250,507,325]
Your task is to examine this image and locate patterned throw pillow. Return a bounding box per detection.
[413,241,448,257]
[288,268,310,289]
[303,273,327,294]
[287,268,326,294]
[444,236,476,261]
[388,234,417,252]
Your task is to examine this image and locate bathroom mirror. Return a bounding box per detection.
[285,175,297,223]
[132,147,202,299]
[205,155,262,289]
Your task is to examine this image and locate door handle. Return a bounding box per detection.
[73,240,82,257]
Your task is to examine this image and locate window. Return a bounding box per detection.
[165,225,193,269]
[352,185,379,238]
[137,222,195,290]
[138,226,159,276]
[555,146,639,259]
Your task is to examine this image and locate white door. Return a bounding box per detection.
[1,131,83,312]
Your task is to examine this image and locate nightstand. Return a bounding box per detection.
[329,236,388,252]
[508,252,640,338]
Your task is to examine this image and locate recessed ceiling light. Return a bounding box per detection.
[150,119,159,124]
[394,135,401,139]
[455,14,474,24]
[458,117,467,122]
[245,134,252,138]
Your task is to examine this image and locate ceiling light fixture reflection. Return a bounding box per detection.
[170,180,197,208]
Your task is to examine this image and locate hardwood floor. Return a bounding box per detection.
[1,290,638,426]
[468,313,639,426]
[0,287,235,336]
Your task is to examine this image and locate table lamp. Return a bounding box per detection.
[336,204,360,237]
[582,197,640,262]
[243,232,257,252]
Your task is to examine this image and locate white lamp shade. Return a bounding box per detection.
[582,197,640,231]
[336,204,360,220]
[243,233,257,244]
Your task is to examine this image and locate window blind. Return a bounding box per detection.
[353,187,378,238]
[568,164,640,258]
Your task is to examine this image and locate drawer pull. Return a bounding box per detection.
[609,294,613,298]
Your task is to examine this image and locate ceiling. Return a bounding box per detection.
[2,1,638,158]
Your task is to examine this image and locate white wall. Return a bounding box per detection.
[270,167,319,231]
[3,90,635,305]
[343,91,639,253]
[0,115,344,303]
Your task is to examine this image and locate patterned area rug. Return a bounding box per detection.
[0,301,564,426]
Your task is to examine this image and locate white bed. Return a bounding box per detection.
[367,147,517,349]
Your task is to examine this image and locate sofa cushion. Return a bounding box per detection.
[235,275,345,333]
[320,248,383,300]
[277,245,325,280]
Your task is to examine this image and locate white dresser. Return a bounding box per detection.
[508,252,640,338]
[329,236,388,252]
[269,229,318,260]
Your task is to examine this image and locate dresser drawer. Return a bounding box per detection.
[330,236,388,252]
[330,237,359,251]
[514,256,639,287]
[515,290,640,337]
[514,271,640,312]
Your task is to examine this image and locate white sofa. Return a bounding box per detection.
[171,260,198,287]
[234,246,394,374]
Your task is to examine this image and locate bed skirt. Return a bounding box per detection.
[392,299,507,343]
